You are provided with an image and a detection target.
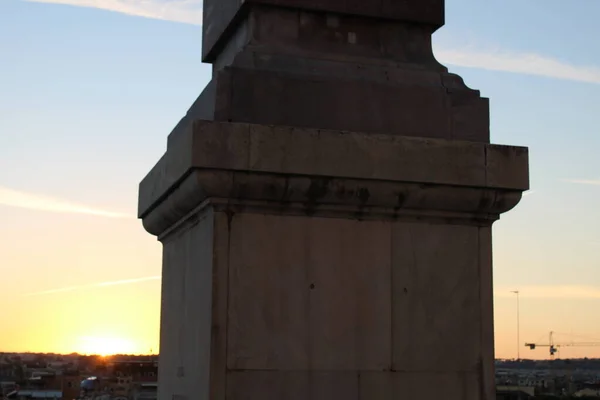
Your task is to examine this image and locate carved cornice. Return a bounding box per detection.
[139,120,529,237]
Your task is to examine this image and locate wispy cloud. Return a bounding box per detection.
[435,46,600,85]
[523,190,536,197]
[0,186,131,218]
[24,276,160,296]
[562,179,600,186]
[495,286,600,299]
[24,0,203,25]
[20,1,600,85]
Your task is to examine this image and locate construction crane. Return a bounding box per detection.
[525,331,600,358]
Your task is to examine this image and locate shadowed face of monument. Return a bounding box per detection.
[202,0,445,61]
[174,0,490,144]
[139,1,529,400]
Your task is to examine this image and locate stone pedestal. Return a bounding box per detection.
[139,122,528,400]
[138,1,529,399]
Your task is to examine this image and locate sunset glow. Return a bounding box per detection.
[77,336,137,356]
[2,0,600,363]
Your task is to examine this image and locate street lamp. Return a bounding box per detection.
[511,290,520,361]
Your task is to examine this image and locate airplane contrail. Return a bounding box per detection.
[24,0,203,25]
[21,1,600,85]
[435,47,600,86]
[0,186,132,218]
[562,179,600,186]
[24,276,161,297]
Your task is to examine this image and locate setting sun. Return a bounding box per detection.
[77,336,137,356]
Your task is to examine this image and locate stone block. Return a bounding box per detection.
[478,226,496,400]
[226,371,359,400]
[359,371,480,400]
[165,66,490,145]
[391,222,481,372]
[141,0,530,398]
[226,214,392,371]
[139,121,528,236]
[154,203,501,399]
[202,0,444,60]
[486,144,530,190]
[157,210,215,400]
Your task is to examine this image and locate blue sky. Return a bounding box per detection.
[1,0,599,357]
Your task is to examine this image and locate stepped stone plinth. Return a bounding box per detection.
[138,1,529,399]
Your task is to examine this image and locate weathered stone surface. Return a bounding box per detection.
[227,371,358,400]
[139,121,527,236]
[391,223,481,372]
[139,1,530,399]
[183,3,489,141]
[203,0,444,61]
[167,67,490,144]
[227,215,392,371]
[144,122,528,399]
[157,210,214,400]
[156,207,501,400]
[140,120,528,221]
[358,371,480,400]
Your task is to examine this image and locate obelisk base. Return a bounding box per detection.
[138,120,528,400]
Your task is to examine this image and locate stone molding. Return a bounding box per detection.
[139,120,529,236]
[203,0,445,61]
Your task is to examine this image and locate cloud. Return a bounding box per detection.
[23,0,203,25]
[0,186,131,218]
[435,46,600,85]
[495,286,600,299]
[24,276,160,296]
[523,190,536,197]
[562,179,600,186]
[96,276,160,287]
[19,1,600,85]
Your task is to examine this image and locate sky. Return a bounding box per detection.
[0,0,599,359]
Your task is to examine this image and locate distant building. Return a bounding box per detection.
[574,388,600,397]
[496,386,535,400]
[107,375,133,398]
[133,382,157,400]
[6,389,62,399]
[61,373,83,400]
[109,361,157,384]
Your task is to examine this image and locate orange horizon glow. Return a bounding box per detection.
[76,336,138,356]
[1,190,599,360]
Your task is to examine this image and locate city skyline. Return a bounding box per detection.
[1,0,600,358]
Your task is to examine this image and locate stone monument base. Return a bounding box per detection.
[138,120,528,400]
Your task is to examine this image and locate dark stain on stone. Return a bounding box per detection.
[306,178,330,202]
[335,184,347,199]
[403,287,408,294]
[357,187,370,204]
[281,177,292,203]
[478,192,495,211]
[354,208,366,221]
[267,183,277,195]
[305,178,330,215]
[187,213,200,227]
[231,172,250,199]
[310,283,315,290]
[395,191,406,209]
[225,209,235,232]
